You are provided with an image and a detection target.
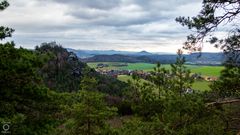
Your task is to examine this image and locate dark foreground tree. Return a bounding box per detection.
[0,0,14,40]
[170,49,194,95]
[0,42,62,135]
[0,2,61,134]
[118,57,227,135]
[176,1,240,132]
[176,0,240,55]
[176,0,240,97]
[64,76,117,135]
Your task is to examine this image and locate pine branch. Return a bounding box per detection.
[206,98,240,107]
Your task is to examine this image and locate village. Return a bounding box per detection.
[95,63,218,82]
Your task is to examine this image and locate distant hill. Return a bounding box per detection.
[66,48,170,58]
[135,51,154,56]
[186,53,225,65]
[81,52,225,65]
[67,48,225,65]
[81,54,149,63]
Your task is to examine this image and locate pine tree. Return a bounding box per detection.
[69,76,117,135]
[170,49,194,96]
[0,0,14,40]
[211,66,240,98]
[176,0,240,53]
[149,62,170,98]
[0,2,61,134]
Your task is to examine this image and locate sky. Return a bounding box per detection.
[0,0,222,53]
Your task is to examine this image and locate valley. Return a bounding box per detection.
[88,62,224,91]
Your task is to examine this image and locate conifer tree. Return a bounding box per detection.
[69,76,117,135]
[176,0,240,99]
[170,49,194,95]
[0,0,14,40]
[149,62,170,98]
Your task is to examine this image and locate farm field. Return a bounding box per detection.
[87,62,224,77]
[118,75,211,91]
[192,81,211,91]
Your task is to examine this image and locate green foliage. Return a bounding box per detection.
[211,66,240,98]
[124,74,163,118]
[0,0,9,10]
[0,26,14,40]
[0,8,62,134]
[0,1,14,40]
[175,0,240,99]
[155,93,225,135]
[124,74,142,104]
[68,91,117,135]
[36,43,127,96]
[62,77,117,135]
[81,67,128,96]
[117,93,226,135]
[96,74,128,96]
[176,0,240,68]
[121,54,228,134]
[170,50,194,95]
[0,43,62,134]
[176,0,240,53]
[36,42,86,92]
[80,72,98,92]
[0,1,238,134]
[149,62,171,98]
[176,4,240,133]
[117,118,155,135]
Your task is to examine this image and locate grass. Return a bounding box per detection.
[192,81,211,91]
[117,75,131,83]
[87,62,121,70]
[188,66,224,77]
[117,75,211,91]
[118,63,157,71]
[118,75,149,84]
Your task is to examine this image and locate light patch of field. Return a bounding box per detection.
[117,75,149,84]
[118,63,156,71]
[117,75,211,91]
[192,81,211,91]
[117,75,131,83]
[188,66,224,77]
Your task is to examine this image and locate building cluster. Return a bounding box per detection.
[191,73,218,81]
[204,76,218,81]
[96,63,128,68]
[96,68,218,82]
[95,69,150,78]
[96,63,109,68]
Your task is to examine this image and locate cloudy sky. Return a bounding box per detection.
[0,0,221,53]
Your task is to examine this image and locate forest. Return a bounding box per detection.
[0,0,240,135]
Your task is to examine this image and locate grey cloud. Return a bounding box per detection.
[62,0,199,27]
[134,0,198,10]
[51,0,121,10]
[1,0,215,52]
